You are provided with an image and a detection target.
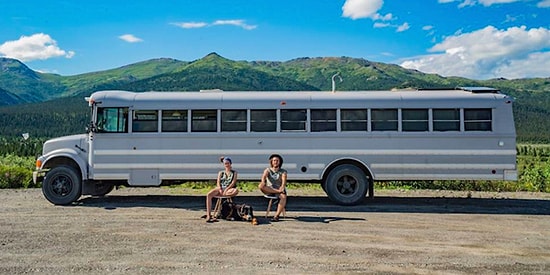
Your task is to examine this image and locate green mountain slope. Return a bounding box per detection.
[0,58,67,103]
[121,53,318,91]
[0,57,187,106]
[250,57,477,91]
[59,58,187,95]
[0,87,22,106]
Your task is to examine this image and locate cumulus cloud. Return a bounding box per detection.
[118,34,143,43]
[342,0,409,33]
[342,0,392,20]
[0,33,74,62]
[538,0,550,7]
[171,19,256,30]
[400,26,550,79]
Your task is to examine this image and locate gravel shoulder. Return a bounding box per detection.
[1,188,549,274]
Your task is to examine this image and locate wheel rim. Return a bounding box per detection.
[336,175,357,195]
[51,175,73,197]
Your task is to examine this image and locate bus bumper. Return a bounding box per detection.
[33,170,46,184]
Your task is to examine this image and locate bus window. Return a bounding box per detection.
[341,109,367,131]
[311,109,336,132]
[97,107,128,133]
[162,110,188,132]
[402,109,428,132]
[433,109,460,131]
[133,110,158,132]
[372,109,398,131]
[251,110,276,132]
[465,108,492,131]
[222,110,247,132]
[281,109,307,131]
[192,110,217,132]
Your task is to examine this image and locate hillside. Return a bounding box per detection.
[121,53,318,92]
[0,53,549,143]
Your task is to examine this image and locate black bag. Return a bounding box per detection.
[220,201,254,221]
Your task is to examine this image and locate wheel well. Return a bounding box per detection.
[44,157,82,179]
[322,159,373,183]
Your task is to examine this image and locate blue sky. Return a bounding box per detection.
[1,0,549,79]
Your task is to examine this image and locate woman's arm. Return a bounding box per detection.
[279,171,287,192]
[216,171,223,191]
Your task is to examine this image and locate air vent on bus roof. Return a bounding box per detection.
[458,87,500,94]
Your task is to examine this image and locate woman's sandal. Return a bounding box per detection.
[206,217,218,223]
[271,216,279,222]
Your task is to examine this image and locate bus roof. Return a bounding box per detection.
[88,88,512,109]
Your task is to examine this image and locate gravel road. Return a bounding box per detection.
[1,187,549,274]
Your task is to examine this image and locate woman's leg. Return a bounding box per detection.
[223,187,239,197]
[275,192,287,218]
[205,189,220,220]
[259,184,281,195]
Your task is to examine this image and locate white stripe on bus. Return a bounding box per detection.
[94,149,516,156]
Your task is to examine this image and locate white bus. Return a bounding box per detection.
[33,87,517,205]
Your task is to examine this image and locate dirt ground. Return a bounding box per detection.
[1,187,549,275]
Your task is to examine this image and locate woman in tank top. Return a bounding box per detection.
[258,154,287,222]
[205,156,239,222]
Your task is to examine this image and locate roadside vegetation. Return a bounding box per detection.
[1,139,548,193]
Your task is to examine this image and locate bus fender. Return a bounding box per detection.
[40,148,88,180]
[322,157,375,181]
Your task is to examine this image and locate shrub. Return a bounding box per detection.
[0,166,34,189]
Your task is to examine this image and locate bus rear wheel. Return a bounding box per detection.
[324,164,368,206]
[42,166,82,205]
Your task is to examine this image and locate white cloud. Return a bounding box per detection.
[396,22,410,32]
[342,0,406,33]
[171,22,208,29]
[342,0,391,20]
[440,0,550,8]
[171,20,256,30]
[478,0,521,6]
[0,33,74,62]
[423,25,434,31]
[400,25,550,79]
[373,22,390,28]
[118,34,143,43]
[212,20,257,30]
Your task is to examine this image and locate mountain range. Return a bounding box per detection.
[0,52,549,143]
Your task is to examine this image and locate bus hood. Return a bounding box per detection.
[42,134,88,155]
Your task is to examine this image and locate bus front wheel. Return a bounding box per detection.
[42,166,82,205]
[324,164,368,206]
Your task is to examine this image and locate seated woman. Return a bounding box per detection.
[205,157,239,222]
[258,154,287,222]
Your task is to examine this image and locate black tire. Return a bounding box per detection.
[324,164,368,206]
[90,183,114,197]
[42,166,82,205]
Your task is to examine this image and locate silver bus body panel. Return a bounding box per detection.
[81,89,517,186]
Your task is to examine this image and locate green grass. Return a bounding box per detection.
[165,181,323,194]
